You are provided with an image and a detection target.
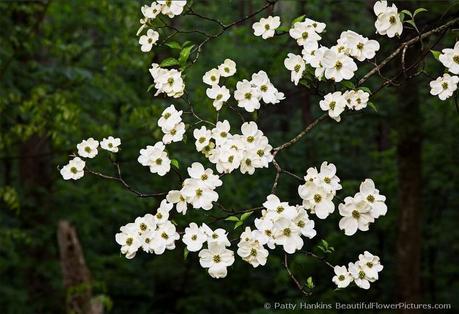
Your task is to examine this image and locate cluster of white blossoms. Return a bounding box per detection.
[193,121,274,175]
[181,223,234,278]
[284,16,382,85]
[149,63,185,98]
[138,142,171,176]
[252,16,281,39]
[320,89,370,122]
[138,1,187,50]
[250,195,316,255]
[298,162,342,219]
[373,1,403,38]
[158,105,185,144]
[430,41,459,101]
[167,162,222,211]
[338,179,387,236]
[115,200,180,259]
[332,251,383,289]
[60,136,121,180]
[234,71,285,112]
[204,59,236,110]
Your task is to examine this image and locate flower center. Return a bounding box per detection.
[357,43,364,50]
[454,55,459,64]
[442,82,449,90]
[335,61,343,70]
[276,206,284,213]
[216,94,223,100]
[211,75,216,81]
[389,16,396,24]
[70,167,78,174]
[191,234,197,240]
[224,67,230,73]
[161,232,169,239]
[283,228,291,237]
[329,101,336,110]
[170,129,177,135]
[201,174,208,180]
[297,220,305,228]
[220,131,227,137]
[324,177,331,184]
[140,223,147,231]
[264,24,270,30]
[156,212,163,219]
[260,85,268,92]
[352,210,360,219]
[302,31,308,39]
[84,146,91,153]
[247,136,255,143]
[244,92,252,100]
[366,262,373,268]
[228,155,234,162]
[126,237,133,245]
[196,189,203,197]
[367,195,375,203]
[313,194,322,203]
[257,149,264,157]
[155,158,162,165]
[108,143,113,148]
[338,275,345,281]
[167,77,174,85]
[199,137,206,143]
[164,112,171,119]
[358,271,366,279]
[294,64,301,72]
[250,248,258,256]
[213,255,221,263]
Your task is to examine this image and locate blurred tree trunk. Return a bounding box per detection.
[58,220,103,314]
[395,54,423,308]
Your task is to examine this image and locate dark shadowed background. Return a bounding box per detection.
[1,0,458,313]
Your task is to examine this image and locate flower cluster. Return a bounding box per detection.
[234,71,285,112]
[138,1,187,40]
[204,59,236,110]
[167,162,222,212]
[115,200,180,259]
[252,16,281,39]
[60,136,121,180]
[430,41,459,101]
[373,1,403,38]
[182,222,234,278]
[338,179,387,236]
[158,105,185,144]
[320,89,370,121]
[298,162,342,219]
[138,142,171,176]
[193,121,274,175]
[149,63,185,98]
[332,251,383,289]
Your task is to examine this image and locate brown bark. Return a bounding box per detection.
[57,220,103,314]
[395,52,423,308]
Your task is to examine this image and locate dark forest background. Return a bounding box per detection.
[0,0,458,313]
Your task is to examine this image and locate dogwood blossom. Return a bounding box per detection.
[321,49,357,82]
[158,105,185,144]
[217,59,237,77]
[429,73,459,100]
[319,91,347,122]
[373,1,403,38]
[356,179,387,218]
[100,136,121,153]
[115,223,141,259]
[203,68,220,86]
[234,79,261,112]
[439,41,459,74]
[141,2,162,20]
[338,196,374,236]
[298,162,342,219]
[250,71,285,104]
[357,251,384,280]
[206,85,231,110]
[289,20,321,48]
[332,265,353,288]
[157,0,186,18]
[284,53,305,85]
[193,126,212,152]
[138,142,171,176]
[166,190,188,214]
[237,227,269,267]
[60,157,85,180]
[344,90,370,110]
[149,63,185,98]
[199,242,235,279]
[182,222,207,252]
[139,29,159,52]
[338,30,380,61]
[77,138,99,158]
[252,16,281,39]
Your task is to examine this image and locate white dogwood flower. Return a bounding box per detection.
[374,1,403,38]
[77,138,99,158]
[429,73,459,100]
[193,126,212,152]
[206,85,231,110]
[203,68,221,86]
[319,91,347,122]
[338,196,374,236]
[234,79,261,112]
[139,29,159,52]
[166,190,188,214]
[439,41,459,74]
[199,242,235,279]
[157,0,186,18]
[137,142,171,176]
[115,223,141,259]
[252,16,281,39]
[100,136,121,153]
[357,179,387,218]
[218,59,237,77]
[182,222,207,252]
[332,265,353,288]
[321,49,357,82]
[344,90,370,110]
[60,157,85,180]
[284,53,305,85]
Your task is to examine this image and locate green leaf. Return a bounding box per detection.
[291,15,305,26]
[165,41,181,50]
[182,41,193,48]
[234,220,244,230]
[341,81,355,90]
[306,277,314,289]
[368,102,378,112]
[225,216,240,222]
[401,9,413,18]
[430,50,441,60]
[358,86,372,94]
[178,45,194,66]
[399,12,405,23]
[147,84,155,92]
[171,159,180,169]
[240,211,253,221]
[405,20,417,29]
[276,25,290,32]
[160,57,179,67]
[413,8,427,17]
[184,248,189,260]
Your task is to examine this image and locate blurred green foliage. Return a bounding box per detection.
[0,0,458,313]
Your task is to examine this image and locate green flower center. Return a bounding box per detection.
[367,195,375,203]
[314,194,322,203]
[358,271,366,279]
[201,174,208,180]
[247,136,255,143]
[260,85,268,92]
[324,177,331,184]
[250,248,258,256]
[213,255,221,263]
[244,92,252,100]
[389,16,396,24]
[264,24,270,30]
[161,232,169,239]
[196,189,203,197]
[283,228,291,237]
[454,55,459,64]
[191,235,197,240]
[302,31,308,39]
[70,167,78,174]
[155,158,162,165]
[297,220,305,228]
[442,82,449,90]
[352,210,360,219]
[335,61,343,70]
[199,137,206,143]
[357,43,364,50]
[294,64,301,72]
[338,275,345,281]
[276,206,284,213]
[84,146,91,153]
[140,223,147,231]
[126,238,133,245]
[329,101,336,110]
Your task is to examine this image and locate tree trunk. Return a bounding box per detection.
[395,69,423,308]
